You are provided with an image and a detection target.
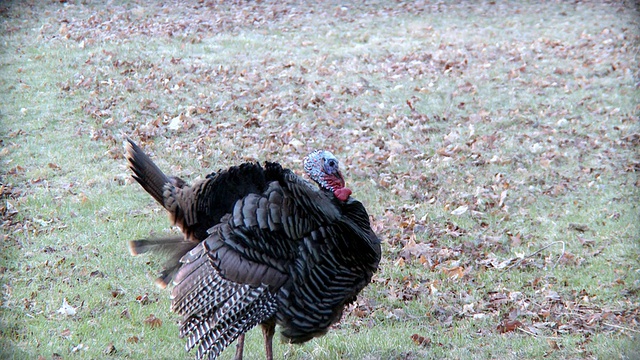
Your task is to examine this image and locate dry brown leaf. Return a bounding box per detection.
[104,342,117,355]
[568,223,589,232]
[510,232,522,247]
[136,293,151,305]
[8,166,25,175]
[442,266,465,280]
[144,314,163,328]
[437,146,459,157]
[547,339,561,350]
[351,307,367,318]
[497,319,523,333]
[410,333,431,347]
[126,336,139,343]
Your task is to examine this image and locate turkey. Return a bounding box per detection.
[125,138,381,360]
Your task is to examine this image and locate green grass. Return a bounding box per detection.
[1,1,638,359]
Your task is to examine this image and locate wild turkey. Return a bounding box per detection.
[125,138,381,360]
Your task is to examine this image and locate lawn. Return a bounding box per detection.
[1,1,638,359]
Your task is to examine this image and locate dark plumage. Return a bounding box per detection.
[125,138,381,360]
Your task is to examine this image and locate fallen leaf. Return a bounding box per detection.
[410,333,431,347]
[8,165,25,175]
[437,146,459,157]
[120,308,130,319]
[127,336,139,343]
[442,266,465,280]
[558,252,579,266]
[168,113,185,130]
[497,319,522,333]
[288,138,304,149]
[578,236,596,247]
[510,232,522,247]
[568,223,589,232]
[144,314,163,328]
[57,298,77,316]
[104,342,117,355]
[351,307,367,318]
[136,293,151,305]
[90,270,105,278]
[450,205,468,216]
[545,290,562,301]
[498,190,508,207]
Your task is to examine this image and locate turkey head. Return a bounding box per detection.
[303,150,352,201]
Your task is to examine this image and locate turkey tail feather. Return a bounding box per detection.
[125,137,170,206]
[128,236,193,256]
[172,244,278,360]
[129,236,197,289]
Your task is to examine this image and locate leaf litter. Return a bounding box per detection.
[2,0,639,358]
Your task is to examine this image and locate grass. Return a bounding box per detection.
[1,1,639,359]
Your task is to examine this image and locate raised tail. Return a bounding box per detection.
[125,137,170,206]
[129,236,198,289]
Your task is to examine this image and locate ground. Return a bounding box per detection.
[1,1,638,359]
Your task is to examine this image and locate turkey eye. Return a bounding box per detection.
[327,160,336,168]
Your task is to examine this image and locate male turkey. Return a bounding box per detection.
[125,138,381,360]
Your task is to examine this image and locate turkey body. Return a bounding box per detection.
[125,139,381,360]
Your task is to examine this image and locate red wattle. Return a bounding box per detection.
[334,187,352,201]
